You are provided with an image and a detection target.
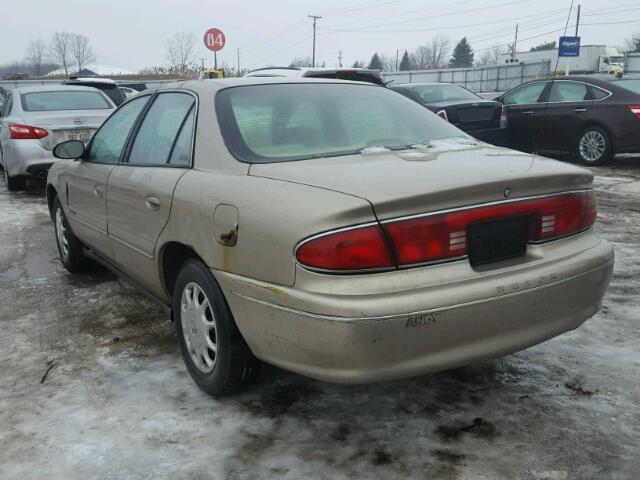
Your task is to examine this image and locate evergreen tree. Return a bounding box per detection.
[352,60,365,68]
[530,41,556,52]
[368,53,383,70]
[449,37,474,68]
[399,50,412,71]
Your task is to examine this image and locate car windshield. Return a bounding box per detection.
[216,83,468,163]
[613,79,640,94]
[21,90,112,111]
[409,84,480,103]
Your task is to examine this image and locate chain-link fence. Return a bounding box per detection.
[381,61,551,93]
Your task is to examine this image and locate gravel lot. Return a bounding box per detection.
[0,158,638,480]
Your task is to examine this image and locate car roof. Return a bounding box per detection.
[66,77,117,85]
[13,85,111,94]
[159,77,383,94]
[247,67,381,76]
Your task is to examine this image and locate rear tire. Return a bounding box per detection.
[576,127,612,166]
[4,168,25,191]
[174,259,260,396]
[53,196,91,273]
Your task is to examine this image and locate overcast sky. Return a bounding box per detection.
[3,0,639,71]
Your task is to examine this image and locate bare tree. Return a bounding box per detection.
[71,34,96,73]
[411,45,432,70]
[25,39,46,77]
[49,32,73,76]
[477,44,504,66]
[289,56,312,67]
[165,32,196,72]
[622,32,640,53]
[429,34,451,69]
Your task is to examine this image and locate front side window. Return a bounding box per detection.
[87,95,149,164]
[127,93,195,165]
[547,82,588,102]
[21,91,113,111]
[503,82,547,105]
[216,83,467,163]
[411,84,480,103]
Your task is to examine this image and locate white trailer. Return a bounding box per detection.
[625,53,640,74]
[499,45,625,74]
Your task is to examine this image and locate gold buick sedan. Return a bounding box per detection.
[46,79,614,396]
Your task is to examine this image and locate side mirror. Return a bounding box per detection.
[53,140,85,159]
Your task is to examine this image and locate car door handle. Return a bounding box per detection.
[522,111,536,116]
[145,195,161,211]
[573,108,588,113]
[93,184,104,198]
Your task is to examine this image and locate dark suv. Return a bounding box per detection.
[64,77,126,106]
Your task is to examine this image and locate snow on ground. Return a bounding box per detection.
[0,158,639,479]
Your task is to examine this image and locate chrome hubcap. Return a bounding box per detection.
[55,207,69,260]
[579,131,606,163]
[181,282,217,373]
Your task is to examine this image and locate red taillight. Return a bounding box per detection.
[295,224,394,271]
[629,105,640,120]
[436,109,448,121]
[500,105,508,128]
[296,191,597,272]
[9,123,48,140]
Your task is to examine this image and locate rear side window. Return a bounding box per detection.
[589,85,610,100]
[503,82,546,105]
[21,91,112,111]
[547,82,588,102]
[87,95,150,164]
[127,92,195,165]
[168,107,196,166]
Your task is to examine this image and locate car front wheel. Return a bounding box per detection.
[174,259,260,396]
[577,127,612,165]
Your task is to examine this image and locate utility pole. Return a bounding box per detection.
[308,15,322,67]
[565,3,577,76]
[575,4,581,36]
[237,48,241,76]
[200,58,205,71]
[338,50,343,67]
[395,49,399,71]
[511,23,518,62]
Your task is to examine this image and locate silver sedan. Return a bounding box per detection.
[0,85,115,190]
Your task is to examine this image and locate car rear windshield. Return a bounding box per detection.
[304,71,386,86]
[614,79,640,94]
[216,83,467,163]
[408,84,480,103]
[21,90,112,111]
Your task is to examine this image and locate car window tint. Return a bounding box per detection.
[21,91,112,111]
[412,84,480,102]
[503,82,546,105]
[589,85,610,100]
[548,82,588,102]
[87,95,149,164]
[168,106,195,166]
[128,93,195,165]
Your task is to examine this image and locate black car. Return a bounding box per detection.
[391,82,507,145]
[497,76,640,165]
[63,77,126,106]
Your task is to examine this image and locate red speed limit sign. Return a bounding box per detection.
[204,28,225,52]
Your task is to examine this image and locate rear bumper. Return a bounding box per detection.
[2,139,57,177]
[215,234,614,384]
[467,127,507,146]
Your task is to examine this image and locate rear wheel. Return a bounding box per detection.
[4,168,25,191]
[576,127,612,166]
[53,196,91,273]
[174,259,260,396]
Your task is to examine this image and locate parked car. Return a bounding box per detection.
[497,76,640,164]
[46,79,613,396]
[0,85,115,190]
[64,77,127,106]
[119,86,138,98]
[245,66,386,85]
[391,82,507,145]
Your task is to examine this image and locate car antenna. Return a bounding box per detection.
[533,0,575,157]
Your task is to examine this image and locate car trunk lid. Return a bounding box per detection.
[26,111,111,150]
[249,143,593,221]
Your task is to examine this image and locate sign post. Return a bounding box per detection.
[203,28,226,69]
[559,36,580,75]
